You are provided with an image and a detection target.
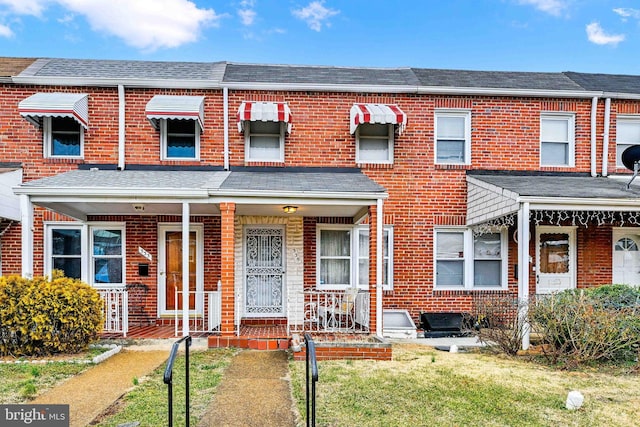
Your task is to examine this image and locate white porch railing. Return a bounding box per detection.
[98,288,128,337]
[173,289,222,336]
[288,290,370,334]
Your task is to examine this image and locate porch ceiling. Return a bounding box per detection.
[467,171,640,226]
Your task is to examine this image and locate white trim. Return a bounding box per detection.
[89,224,126,289]
[355,123,394,164]
[434,110,471,165]
[157,223,204,316]
[160,118,201,161]
[540,112,575,167]
[244,121,285,163]
[43,116,84,159]
[434,227,508,291]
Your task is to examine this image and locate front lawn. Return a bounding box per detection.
[290,343,640,426]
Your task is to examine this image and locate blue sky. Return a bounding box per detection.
[1,0,640,74]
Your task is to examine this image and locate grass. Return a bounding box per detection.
[93,348,236,426]
[0,362,91,404]
[290,343,640,427]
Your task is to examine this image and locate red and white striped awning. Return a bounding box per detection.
[237,101,292,133]
[350,103,407,135]
[19,92,89,129]
[146,95,205,132]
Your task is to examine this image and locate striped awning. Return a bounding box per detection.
[237,101,292,133]
[146,95,205,131]
[19,93,89,129]
[350,103,407,135]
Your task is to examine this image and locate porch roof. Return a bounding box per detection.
[15,167,387,220]
[467,171,640,226]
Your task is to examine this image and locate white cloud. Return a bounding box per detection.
[586,22,624,46]
[292,1,339,32]
[0,0,222,51]
[0,22,13,37]
[613,7,640,21]
[0,0,49,17]
[516,0,568,17]
[239,8,256,26]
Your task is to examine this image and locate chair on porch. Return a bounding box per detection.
[318,287,359,330]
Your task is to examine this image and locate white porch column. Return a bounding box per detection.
[376,198,383,336]
[20,195,33,279]
[182,202,190,337]
[517,202,531,350]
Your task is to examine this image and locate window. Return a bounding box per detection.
[540,113,575,166]
[92,228,123,285]
[317,225,393,290]
[161,119,199,160]
[356,124,393,164]
[435,111,471,164]
[44,117,83,158]
[50,226,82,279]
[46,223,125,288]
[435,228,506,290]
[245,121,284,162]
[616,116,640,168]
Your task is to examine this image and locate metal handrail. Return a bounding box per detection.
[304,333,318,427]
[164,335,192,427]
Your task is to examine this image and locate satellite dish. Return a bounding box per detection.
[622,145,640,171]
[622,145,640,189]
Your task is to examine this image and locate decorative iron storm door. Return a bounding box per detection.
[244,226,285,316]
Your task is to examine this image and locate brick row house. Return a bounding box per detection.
[2,57,640,348]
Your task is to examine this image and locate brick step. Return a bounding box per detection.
[208,336,290,350]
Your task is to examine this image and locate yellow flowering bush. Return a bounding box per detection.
[0,271,103,356]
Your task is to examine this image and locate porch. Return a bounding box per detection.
[99,288,371,349]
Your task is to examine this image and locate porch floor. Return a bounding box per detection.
[100,324,291,349]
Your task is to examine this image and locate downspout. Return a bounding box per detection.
[590,96,598,177]
[223,86,229,170]
[602,98,611,177]
[118,85,126,170]
[182,202,190,337]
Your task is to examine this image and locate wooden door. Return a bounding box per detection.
[165,230,197,311]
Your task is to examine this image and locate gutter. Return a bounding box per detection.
[223,87,229,170]
[602,98,611,177]
[590,96,598,177]
[118,85,126,170]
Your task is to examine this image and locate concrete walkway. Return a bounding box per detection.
[197,350,298,427]
[31,349,169,427]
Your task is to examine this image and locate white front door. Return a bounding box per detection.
[536,226,576,294]
[158,224,204,315]
[244,226,285,317]
[612,228,640,286]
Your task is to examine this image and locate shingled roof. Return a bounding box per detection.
[4,56,640,95]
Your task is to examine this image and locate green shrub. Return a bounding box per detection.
[530,285,640,365]
[0,272,103,356]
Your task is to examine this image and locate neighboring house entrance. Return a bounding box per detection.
[536,226,576,294]
[612,228,640,286]
[244,226,285,316]
[158,224,203,315]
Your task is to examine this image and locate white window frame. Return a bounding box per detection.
[616,115,640,168]
[540,112,575,167]
[44,222,126,289]
[43,116,84,159]
[316,224,393,291]
[244,120,285,162]
[434,110,471,165]
[434,228,507,290]
[355,123,394,164]
[160,118,200,160]
[90,224,126,288]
